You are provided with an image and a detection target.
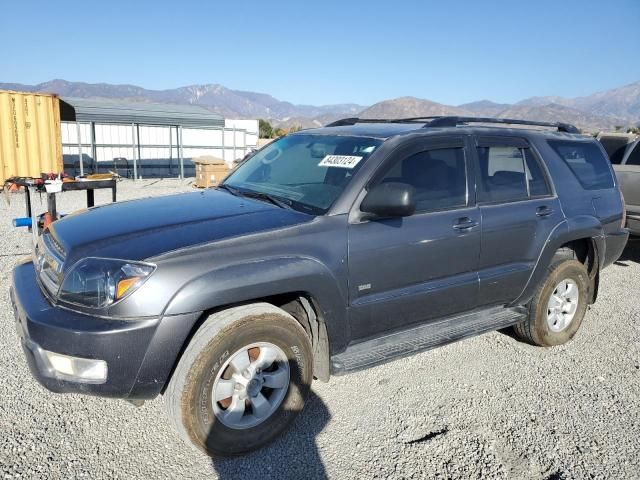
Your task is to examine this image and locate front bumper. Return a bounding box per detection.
[10,260,201,399]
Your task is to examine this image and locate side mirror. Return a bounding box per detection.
[360,182,416,218]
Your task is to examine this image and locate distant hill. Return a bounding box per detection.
[515,81,640,124]
[359,85,639,131]
[571,81,640,121]
[495,103,626,131]
[458,100,511,116]
[360,97,469,119]
[2,78,639,132]
[0,79,367,122]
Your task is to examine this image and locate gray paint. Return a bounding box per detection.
[10,122,628,400]
[613,139,640,234]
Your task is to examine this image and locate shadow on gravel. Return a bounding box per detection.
[615,236,640,265]
[211,391,330,479]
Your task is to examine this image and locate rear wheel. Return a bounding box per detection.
[514,253,590,346]
[164,303,313,457]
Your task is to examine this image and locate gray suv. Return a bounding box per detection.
[11,116,628,457]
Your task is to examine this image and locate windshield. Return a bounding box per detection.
[223,134,382,214]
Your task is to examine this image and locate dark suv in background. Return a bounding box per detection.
[11,116,628,456]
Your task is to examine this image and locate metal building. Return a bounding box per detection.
[59,97,258,179]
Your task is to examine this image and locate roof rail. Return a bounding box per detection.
[425,116,580,134]
[325,117,360,127]
[325,116,581,134]
[324,116,440,127]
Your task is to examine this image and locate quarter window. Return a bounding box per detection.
[548,140,614,190]
[377,147,467,212]
[477,145,551,203]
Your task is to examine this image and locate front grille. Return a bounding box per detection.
[44,232,66,258]
[35,234,66,296]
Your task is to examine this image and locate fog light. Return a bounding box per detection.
[42,350,107,383]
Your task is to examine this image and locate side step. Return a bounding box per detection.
[331,306,527,375]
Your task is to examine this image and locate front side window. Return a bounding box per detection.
[525,149,552,197]
[477,145,551,203]
[376,147,467,212]
[548,140,614,190]
[224,134,382,214]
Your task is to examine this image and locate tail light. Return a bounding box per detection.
[620,189,627,228]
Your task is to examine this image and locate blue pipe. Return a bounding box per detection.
[12,217,32,228]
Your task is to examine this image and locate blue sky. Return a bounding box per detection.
[1,0,639,106]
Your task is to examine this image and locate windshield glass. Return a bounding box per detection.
[223,134,382,214]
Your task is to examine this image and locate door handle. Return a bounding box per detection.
[536,206,554,217]
[453,217,479,231]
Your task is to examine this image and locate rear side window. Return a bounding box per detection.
[548,140,614,190]
[476,146,551,203]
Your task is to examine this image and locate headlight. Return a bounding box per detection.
[58,258,155,308]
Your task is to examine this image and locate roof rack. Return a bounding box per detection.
[324,116,440,127]
[324,117,360,127]
[325,116,580,134]
[424,116,580,134]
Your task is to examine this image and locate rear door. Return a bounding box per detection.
[347,136,481,341]
[473,135,563,306]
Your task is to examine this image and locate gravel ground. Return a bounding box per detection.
[1,179,639,479]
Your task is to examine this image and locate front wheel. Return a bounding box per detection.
[514,257,590,346]
[164,303,313,457]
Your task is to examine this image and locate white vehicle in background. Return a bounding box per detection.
[597,132,640,235]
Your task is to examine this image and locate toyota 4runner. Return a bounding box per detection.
[10,116,629,456]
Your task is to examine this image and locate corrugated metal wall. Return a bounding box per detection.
[0,91,260,182]
[0,90,63,184]
[61,119,259,166]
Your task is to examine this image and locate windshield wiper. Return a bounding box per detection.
[217,183,241,196]
[241,191,294,210]
[218,183,294,210]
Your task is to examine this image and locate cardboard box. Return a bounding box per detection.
[193,156,230,188]
[196,168,230,188]
[194,155,225,166]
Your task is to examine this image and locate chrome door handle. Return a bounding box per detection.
[536,206,554,217]
[453,218,479,230]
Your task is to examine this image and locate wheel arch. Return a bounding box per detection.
[161,288,334,395]
[512,216,603,306]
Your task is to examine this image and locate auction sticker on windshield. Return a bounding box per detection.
[318,155,363,169]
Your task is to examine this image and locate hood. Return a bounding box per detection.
[50,189,312,266]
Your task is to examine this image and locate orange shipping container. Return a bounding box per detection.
[0,90,63,185]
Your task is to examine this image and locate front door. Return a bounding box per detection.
[472,135,564,305]
[347,137,481,341]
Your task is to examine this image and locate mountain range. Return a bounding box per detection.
[2,78,639,132]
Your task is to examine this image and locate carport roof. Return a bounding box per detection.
[59,97,225,127]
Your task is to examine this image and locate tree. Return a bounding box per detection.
[615,125,623,132]
[274,127,287,137]
[288,125,303,133]
[259,119,273,139]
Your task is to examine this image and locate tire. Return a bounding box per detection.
[513,251,590,347]
[164,303,313,457]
